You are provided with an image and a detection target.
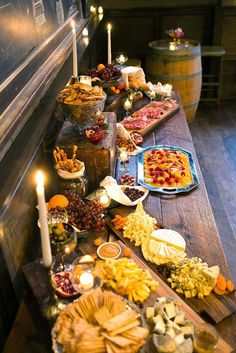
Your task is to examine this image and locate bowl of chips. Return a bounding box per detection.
[58,82,107,132]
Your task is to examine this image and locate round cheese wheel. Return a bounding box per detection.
[150,229,186,252]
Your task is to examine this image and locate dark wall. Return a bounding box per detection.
[97,0,236,100]
[0,0,77,85]
[0,14,101,350]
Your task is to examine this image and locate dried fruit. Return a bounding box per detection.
[111,215,127,230]
[216,274,227,291]
[213,274,235,295]
[227,279,235,292]
[123,248,131,257]
[93,238,103,246]
[213,286,225,295]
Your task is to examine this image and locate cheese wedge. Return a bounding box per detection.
[142,229,186,265]
[202,265,219,286]
[150,229,186,251]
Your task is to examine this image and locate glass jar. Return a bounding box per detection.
[57,173,88,197]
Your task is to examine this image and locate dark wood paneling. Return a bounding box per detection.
[0,17,101,349]
[101,6,214,66]
[100,0,217,10]
[221,15,236,55]
[221,60,236,99]
[158,11,213,44]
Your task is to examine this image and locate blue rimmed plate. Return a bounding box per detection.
[137,145,199,194]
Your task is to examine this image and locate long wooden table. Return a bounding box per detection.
[22,93,236,351]
[107,92,236,350]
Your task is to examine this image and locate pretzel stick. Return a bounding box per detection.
[53,150,58,164]
[72,145,77,162]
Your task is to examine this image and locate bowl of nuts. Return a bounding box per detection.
[57,82,107,132]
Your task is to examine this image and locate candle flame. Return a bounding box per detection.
[107,23,111,31]
[71,20,75,29]
[82,27,88,36]
[98,6,103,14]
[36,170,44,187]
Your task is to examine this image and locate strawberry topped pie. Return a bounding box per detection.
[144,149,193,188]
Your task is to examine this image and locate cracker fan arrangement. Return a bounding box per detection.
[32,55,236,353]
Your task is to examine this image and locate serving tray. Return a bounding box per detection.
[106,207,236,325]
[121,101,179,137]
[137,145,200,194]
[78,238,233,353]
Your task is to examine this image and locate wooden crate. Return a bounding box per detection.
[55,113,116,192]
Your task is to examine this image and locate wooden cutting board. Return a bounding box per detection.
[106,207,236,324]
[121,102,180,136]
[78,239,233,353]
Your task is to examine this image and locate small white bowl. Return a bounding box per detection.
[118,185,149,206]
[56,160,85,179]
[97,242,121,260]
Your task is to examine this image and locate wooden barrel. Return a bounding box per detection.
[145,40,202,122]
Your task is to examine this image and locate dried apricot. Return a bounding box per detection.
[93,238,103,247]
[216,274,227,291]
[213,286,225,296]
[226,280,235,292]
[123,248,131,257]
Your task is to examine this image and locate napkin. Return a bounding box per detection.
[100,176,148,206]
[147,81,172,97]
[121,66,146,89]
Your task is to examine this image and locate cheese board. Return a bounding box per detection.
[78,239,233,353]
[120,100,179,136]
[106,207,236,324]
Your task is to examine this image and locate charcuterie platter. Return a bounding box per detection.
[120,100,179,136]
[137,145,200,194]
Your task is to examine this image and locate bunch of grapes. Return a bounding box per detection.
[87,67,99,78]
[87,64,121,81]
[64,190,106,233]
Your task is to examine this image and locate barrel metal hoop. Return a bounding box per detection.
[148,52,201,61]
[147,70,202,81]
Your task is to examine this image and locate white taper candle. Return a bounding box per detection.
[71,21,78,77]
[107,23,112,65]
[36,171,52,268]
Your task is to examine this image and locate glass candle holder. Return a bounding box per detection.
[118,150,130,174]
[169,41,176,51]
[149,90,156,101]
[116,54,128,67]
[95,188,111,208]
[127,90,134,102]
[194,323,219,353]
[123,98,132,117]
